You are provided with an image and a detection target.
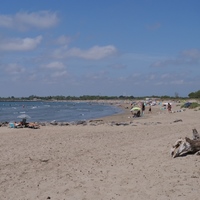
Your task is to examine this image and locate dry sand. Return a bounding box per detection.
[1,102,200,200]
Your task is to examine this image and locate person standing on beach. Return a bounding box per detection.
[148,105,152,113]
[141,102,145,116]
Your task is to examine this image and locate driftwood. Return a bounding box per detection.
[171,129,200,158]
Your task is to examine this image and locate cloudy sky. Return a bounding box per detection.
[0,0,200,97]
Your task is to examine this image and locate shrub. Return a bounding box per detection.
[181,102,200,109]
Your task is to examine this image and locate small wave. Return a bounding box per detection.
[31,106,37,109]
[77,108,89,111]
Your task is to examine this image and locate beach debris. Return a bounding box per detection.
[171,129,200,158]
[75,120,87,125]
[173,119,183,123]
[39,159,50,163]
[29,157,50,163]
[115,122,130,126]
[59,122,71,126]
[50,120,58,125]
[0,122,9,127]
[109,121,132,126]
[89,119,103,123]
[38,122,46,126]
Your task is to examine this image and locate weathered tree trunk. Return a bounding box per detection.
[171,129,200,158]
[185,137,200,153]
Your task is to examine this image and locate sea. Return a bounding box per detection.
[0,101,123,123]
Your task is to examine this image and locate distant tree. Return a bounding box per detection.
[160,95,171,99]
[188,90,200,98]
[174,92,179,98]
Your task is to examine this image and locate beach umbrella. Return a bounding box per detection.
[130,107,141,111]
[17,114,31,119]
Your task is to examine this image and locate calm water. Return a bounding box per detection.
[0,101,123,123]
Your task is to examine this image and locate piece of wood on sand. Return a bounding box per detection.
[171,128,200,158]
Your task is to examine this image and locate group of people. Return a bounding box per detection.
[131,101,172,118]
[131,102,152,118]
[14,118,27,128]
[141,102,153,115]
[13,119,40,129]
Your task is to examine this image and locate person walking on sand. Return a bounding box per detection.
[167,103,172,113]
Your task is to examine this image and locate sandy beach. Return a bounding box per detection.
[1,101,200,200]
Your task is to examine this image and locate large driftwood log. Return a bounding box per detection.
[185,137,200,153]
[171,129,200,158]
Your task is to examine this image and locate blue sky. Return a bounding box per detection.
[0,0,200,97]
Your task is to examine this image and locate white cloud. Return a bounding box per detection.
[150,59,184,68]
[109,64,126,69]
[0,36,42,51]
[170,80,184,85]
[27,73,37,81]
[146,22,161,31]
[44,61,65,70]
[51,71,67,78]
[0,15,13,28]
[69,45,117,60]
[150,61,163,68]
[154,81,165,86]
[0,11,59,31]
[53,45,117,60]
[130,73,141,78]
[181,49,200,60]
[151,49,200,68]
[153,74,185,86]
[5,63,25,74]
[56,35,72,45]
[149,74,156,80]
[161,73,172,79]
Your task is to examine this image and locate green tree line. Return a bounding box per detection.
[0,90,199,101]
